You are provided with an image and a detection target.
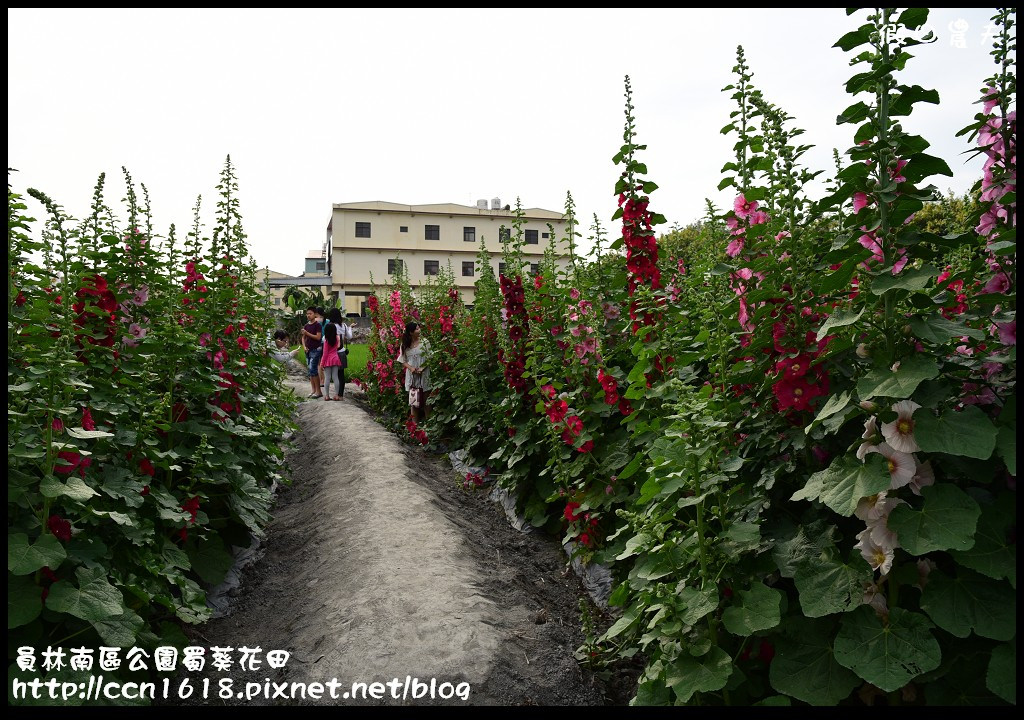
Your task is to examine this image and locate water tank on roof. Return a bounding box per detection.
[476,199,488,209]
[490,197,502,210]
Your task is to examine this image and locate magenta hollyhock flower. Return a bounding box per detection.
[749,210,770,226]
[52,417,64,433]
[582,336,598,354]
[852,192,871,213]
[132,286,149,305]
[995,319,1016,346]
[569,288,580,300]
[982,272,1011,295]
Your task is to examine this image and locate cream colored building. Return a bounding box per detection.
[326,199,571,314]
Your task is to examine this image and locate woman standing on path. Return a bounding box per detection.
[397,320,430,423]
[325,308,351,399]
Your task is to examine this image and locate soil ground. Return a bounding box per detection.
[174,378,640,707]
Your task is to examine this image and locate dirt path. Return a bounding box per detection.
[180,379,629,706]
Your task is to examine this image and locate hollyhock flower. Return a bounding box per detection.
[52,417,64,433]
[237,336,250,350]
[15,291,27,306]
[141,485,150,496]
[858,232,883,262]
[857,416,879,460]
[140,458,156,477]
[565,415,583,437]
[181,496,201,524]
[868,442,917,490]
[775,354,812,381]
[982,272,1011,295]
[601,303,620,321]
[995,319,1016,346]
[128,323,147,341]
[618,397,634,416]
[880,400,921,453]
[132,286,149,305]
[540,384,556,400]
[564,501,581,523]
[547,399,568,424]
[749,210,770,226]
[199,332,212,347]
[854,527,895,575]
[582,336,598,354]
[734,194,758,219]
[889,158,908,183]
[852,192,871,213]
[726,236,745,258]
[862,580,889,617]
[578,440,595,453]
[509,325,524,341]
[908,460,935,496]
[54,451,84,475]
[47,515,72,542]
[570,288,581,300]
[81,407,96,431]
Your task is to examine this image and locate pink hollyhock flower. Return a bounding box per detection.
[867,442,917,490]
[574,344,587,358]
[749,210,770,226]
[982,86,999,114]
[881,400,921,453]
[734,194,758,219]
[852,192,871,213]
[199,332,212,347]
[132,286,149,305]
[570,325,582,337]
[726,236,745,258]
[582,336,598,354]
[578,300,593,314]
[129,323,147,340]
[569,288,580,300]
[982,272,1011,295]
[855,491,893,523]
[862,580,889,617]
[858,232,883,262]
[889,158,908,183]
[908,460,935,496]
[601,303,620,321]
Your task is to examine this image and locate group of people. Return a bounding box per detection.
[270,308,432,424]
[297,306,353,400]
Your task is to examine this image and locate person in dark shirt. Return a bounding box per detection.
[301,306,323,398]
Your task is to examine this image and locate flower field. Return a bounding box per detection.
[362,8,1016,706]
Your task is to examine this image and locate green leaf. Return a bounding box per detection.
[601,606,639,640]
[8,533,66,575]
[93,609,145,647]
[721,582,783,635]
[754,696,792,706]
[666,646,733,703]
[834,27,871,51]
[986,643,1016,704]
[39,475,99,502]
[679,586,719,626]
[951,495,1016,588]
[807,392,851,433]
[898,7,928,29]
[888,484,981,554]
[770,520,836,578]
[915,405,997,460]
[856,355,939,400]
[909,315,986,344]
[769,616,860,705]
[834,606,940,692]
[8,574,42,629]
[45,566,125,622]
[793,550,872,618]
[791,454,891,517]
[816,308,864,341]
[65,427,115,439]
[870,264,936,295]
[920,568,1016,641]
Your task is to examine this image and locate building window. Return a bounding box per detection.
[425,224,440,240]
[400,226,408,233]
[542,232,550,239]
[530,263,539,275]
[525,229,539,244]
[274,297,281,305]
[424,260,439,276]
[462,261,474,277]
[388,259,404,275]
[315,261,326,272]
[355,222,371,238]
[498,262,507,276]
[464,226,476,243]
[499,228,511,243]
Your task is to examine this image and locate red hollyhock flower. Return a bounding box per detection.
[224,324,235,335]
[579,532,591,547]
[578,440,595,453]
[178,527,189,542]
[546,399,568,424]
[47,514,72,542]
[564,501,582,523]
[237,336,250,350]
[81,407,96,431]
[619,397,634,416]
[40,566,58,583]
[54,451,83,475]
[140,458,156,477]
[565,415,583,437]
[774,354,812,381]
[52,417,64,433]
[15,291,27,306]
[181,496,200,524]
[140,485,150,496]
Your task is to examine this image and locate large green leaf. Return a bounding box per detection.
[8,533,66,576]
[834,606,941,692]
[909,315,985,344]
[870,264,936,295]
[919,568,1016,641]
[770,520,837,578]
[39,475,99,502]
[769,616,860,705]
[816,309,864,341]
[679,586,719,626]
[856,355,939,400]
[996,424,1016,475]
[950,496,1016,588]
[888,484,981,554]
[793,550,872,618]
[791,455,891,517]
[45,566,125,622]
[721,582,783,636]
[986,642,1016,704]
[8,574,42,629]
[666,646,733,703]
[914,405,997,459]
[93,609,145,647]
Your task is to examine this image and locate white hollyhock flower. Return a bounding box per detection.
[908,459,935,496]
[855,527,895,575]
[867,442,917,490]
[881,399,922,453]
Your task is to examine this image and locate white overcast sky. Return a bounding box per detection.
[8,8,1000,276]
